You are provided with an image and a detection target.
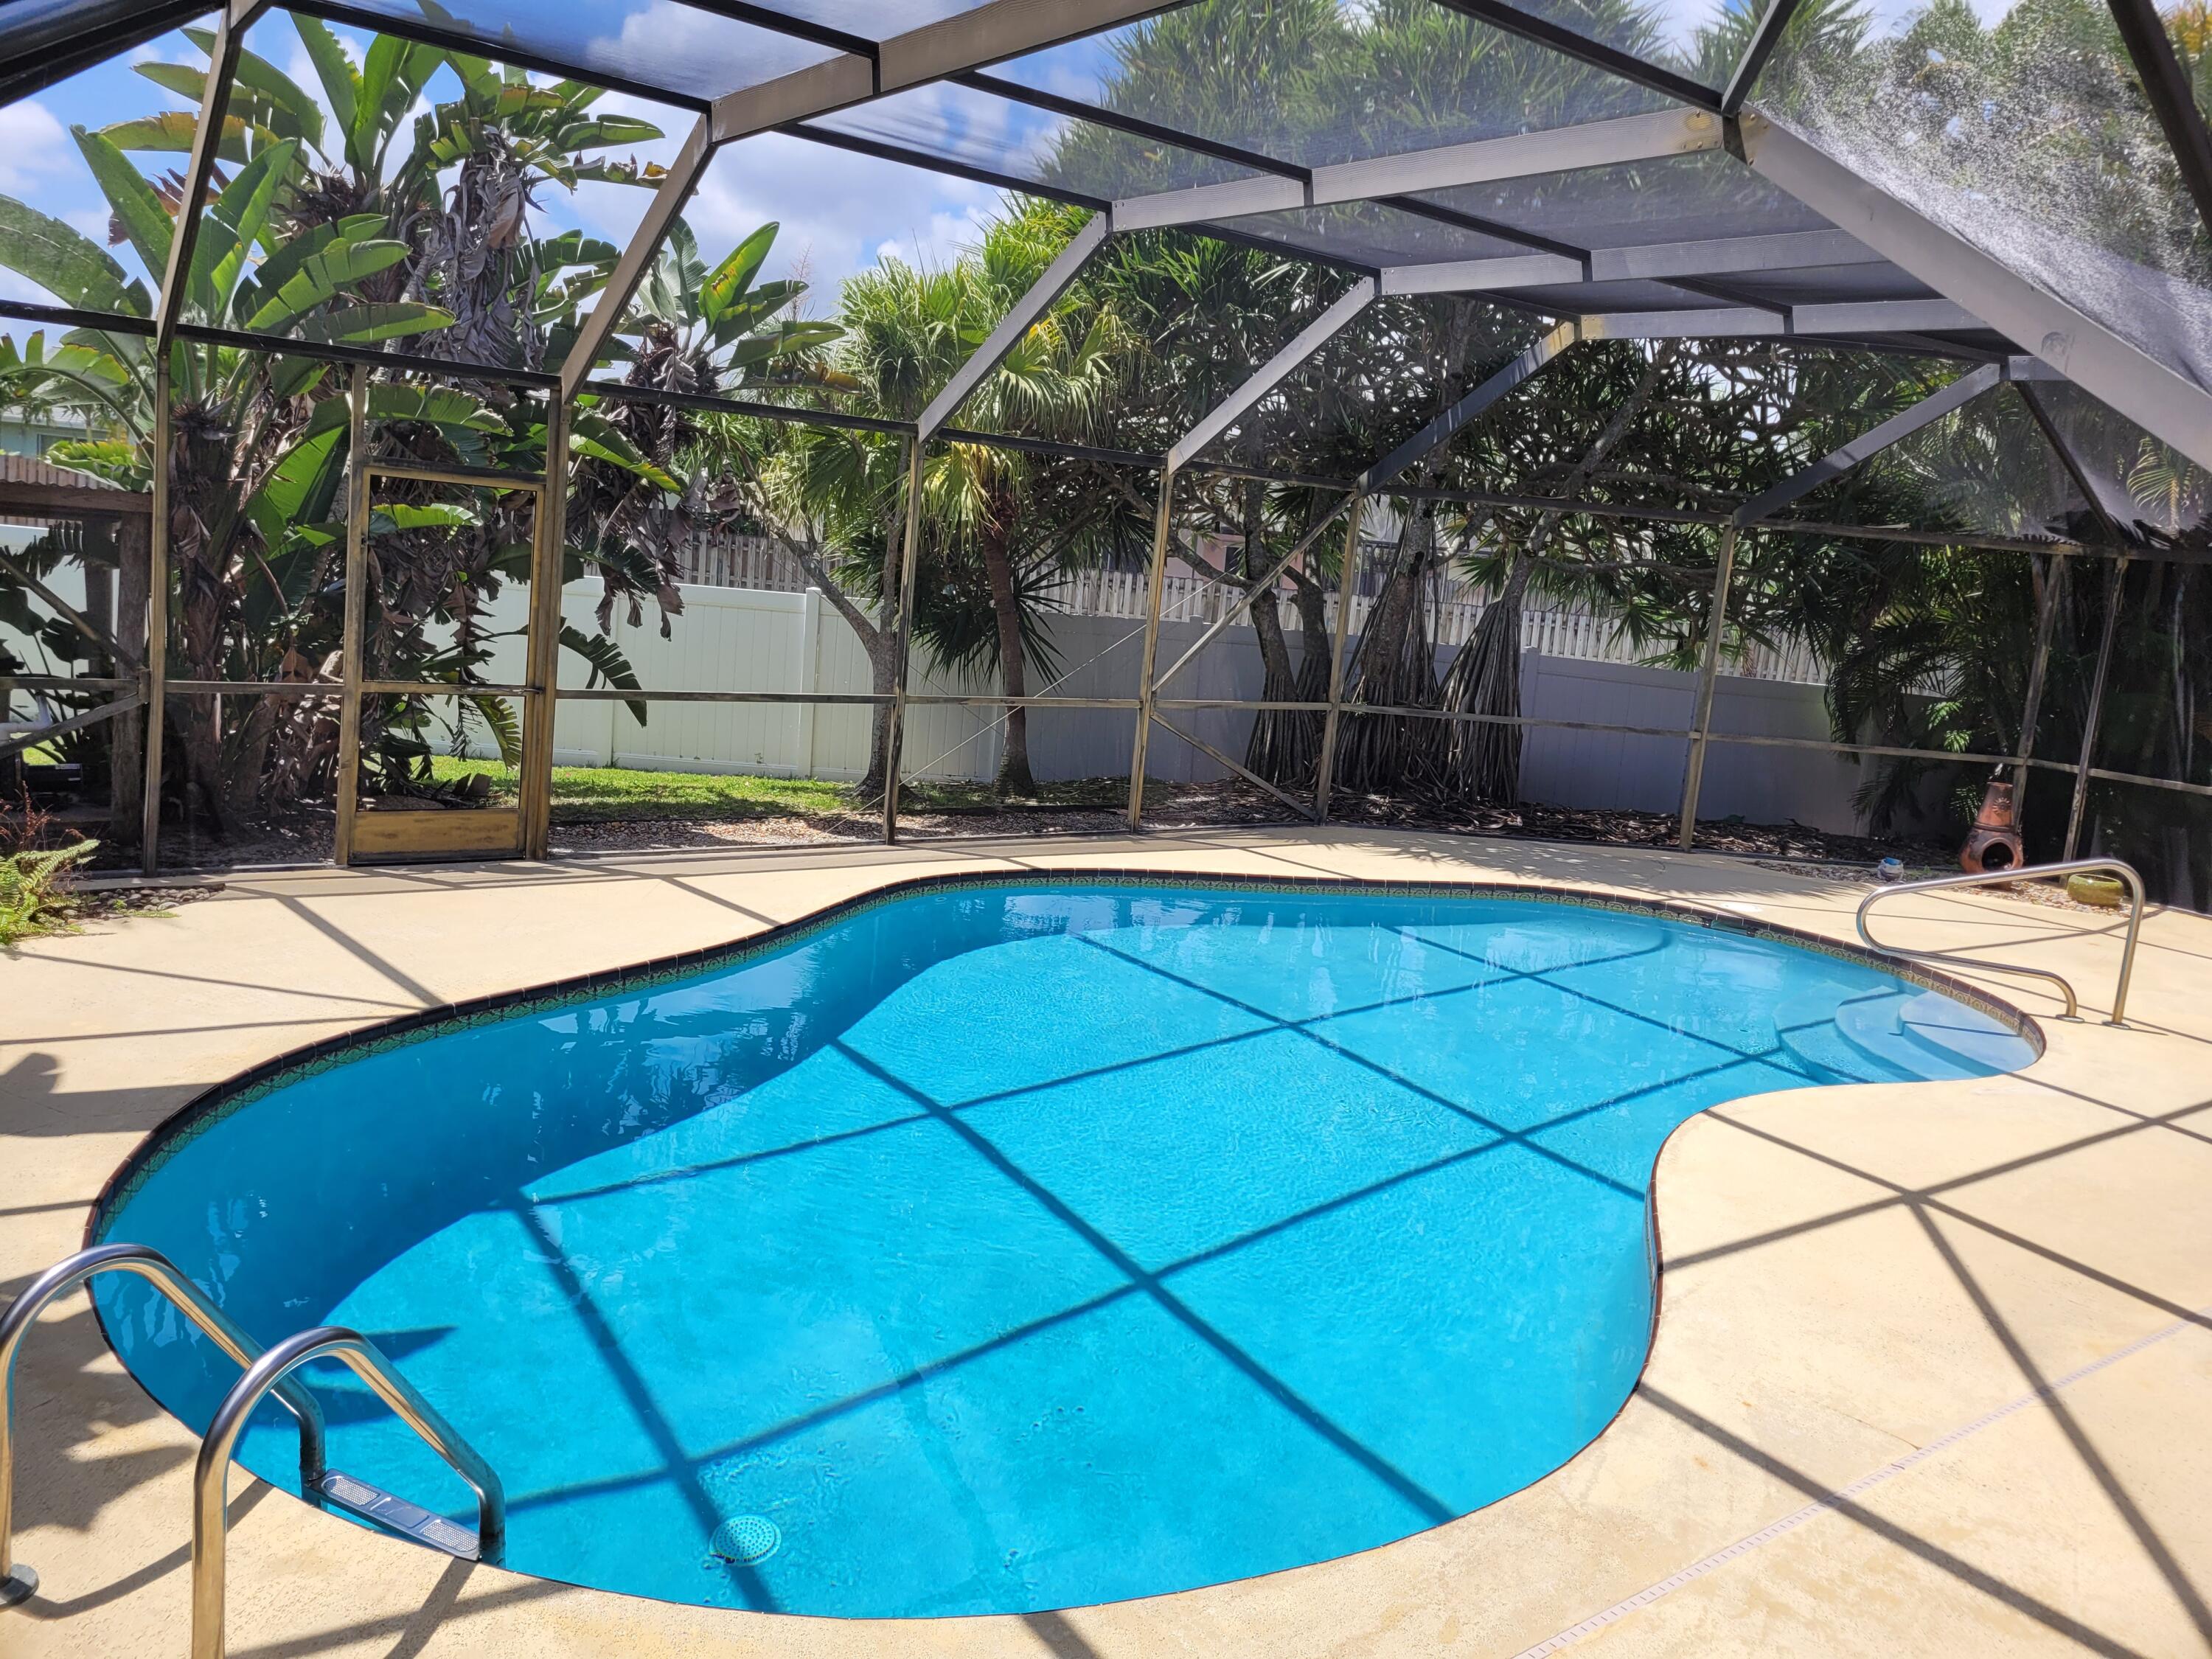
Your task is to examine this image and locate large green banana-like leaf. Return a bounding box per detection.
[559,622,647,726]
[195,138,302,321]
[706,278,808,344]
[243,238,411,335]
[296,383,504,445]
[71,128,172,279]
[699,223,779,327]
[0,336,146,432]
[291,301,455,345]
[369,503,478,537]
[469,692,524,769]
[352,35,439,176]
[98,110,254,161]
[181,28,327,152]
[40,438,142,490]
[569,410,681,493]
[0,198,144,316]
[243,425,344,555]
[236,215,378,315]
[292,15,359,147]
[725,320,841,370]
[563,115,664,150]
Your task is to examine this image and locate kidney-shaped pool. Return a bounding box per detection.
[94,877,2036,1618]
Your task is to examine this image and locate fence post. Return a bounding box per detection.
[139,358,171,874]
[2012,552,2059,806]
[1677,523,1739,852]
[1314,499,1364,821]
[2063,554,2128,862]
[881,437,925,844]
[1126,469,1177,830]
[331,366,370,867]
[797,585,821,779]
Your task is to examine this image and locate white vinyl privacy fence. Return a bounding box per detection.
[477,572,1872,834]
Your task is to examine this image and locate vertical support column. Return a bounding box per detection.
[1677,522,1739,852]
[881,437,925,844]
[2011,552,2060,804]
[140,358,171,874]
[1313,498,1365,821]
[2063,554,2128,863]
[519,396,570,859]
[1124,467,1177,830]
[796,585,822,779]
[332,365,371,867]
[111,512,148,856]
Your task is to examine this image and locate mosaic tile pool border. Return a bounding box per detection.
[88,868,2043,1243]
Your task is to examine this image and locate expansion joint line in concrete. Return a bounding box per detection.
[1511,1300,2212,1656]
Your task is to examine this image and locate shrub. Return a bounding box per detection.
[0,793,97,945]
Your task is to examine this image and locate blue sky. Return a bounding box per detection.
[0,0,1991,351]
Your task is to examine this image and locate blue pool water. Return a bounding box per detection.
[95,880,2034,1617]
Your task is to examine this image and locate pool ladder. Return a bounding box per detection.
[1854,857,2144,1027]
[1,1243,503,1659]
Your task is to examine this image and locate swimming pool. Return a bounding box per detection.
[94,877,2035,1618]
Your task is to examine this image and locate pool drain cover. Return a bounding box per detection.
[712,1514,781,1565]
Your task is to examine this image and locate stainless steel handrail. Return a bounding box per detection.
[1855,858,2145,1027]
[1,1243,327,1610]
[193,1325,503,1659]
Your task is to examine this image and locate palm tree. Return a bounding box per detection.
[782,199,1125,798]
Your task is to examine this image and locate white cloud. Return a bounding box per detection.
[0,102,74,195]
[681,131,1001,299]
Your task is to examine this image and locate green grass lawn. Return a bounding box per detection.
[427,757,1139,821]
[430,757,853,820]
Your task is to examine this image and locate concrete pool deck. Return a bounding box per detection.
[4,826,2209,1658]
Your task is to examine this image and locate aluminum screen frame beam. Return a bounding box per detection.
[917,212,1113,439]
[710,0,1194,144]
[2103,0,2212,240]
[1722,0,1805,114]
[1165,278,1380,470]
[1741,113,2212,470]
[154,0,270,351]
[1587,228,1883,281]
[1111,110,1722,232]
[1128,279,1378,827]
[1359,319,1582,495]
[560,115,714,400]
[1730,361,2004,526]
[1427,0,1725,114]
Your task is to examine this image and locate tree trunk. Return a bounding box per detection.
[108,515,147,852]
[1243,481,1331,786]
[767,521,893,801]
[978,512,1036,797]
[1335,503,1441,796]
[1425,343,1678,804]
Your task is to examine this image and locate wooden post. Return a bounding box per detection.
[1677,522,1739,852]
[1313,498,1364,821]
[110,514,148,853]
[141,358,170,874]
[518,397,569,860]
[333,366,370,867]
[2063,554,2128,862]
[880,437,924,844]
[1124,468,1176,830]
[2011,552,2060,804]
